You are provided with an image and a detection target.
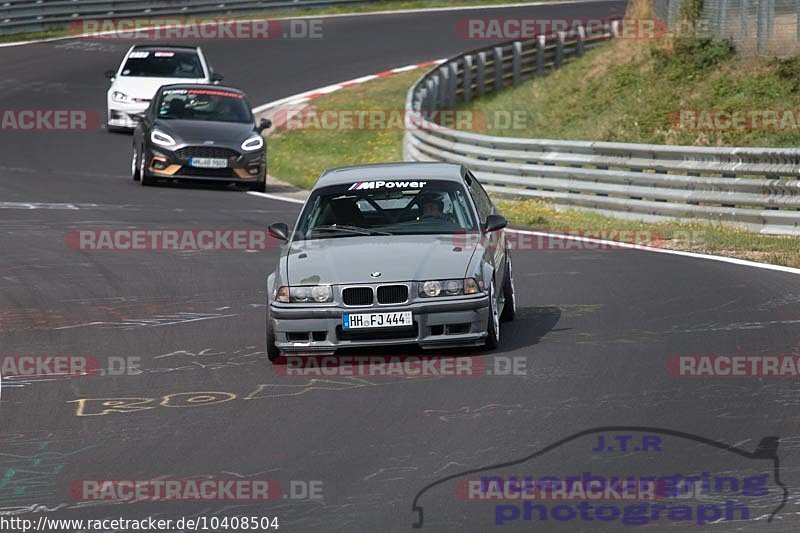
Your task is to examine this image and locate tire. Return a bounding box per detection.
[484,279,500,349]
[250,178,266,193]
[139,147,154,186]
[266,309,281,362]
[500,253,516,322]
[131,148,140,181]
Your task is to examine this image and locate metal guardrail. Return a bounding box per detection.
[403,22,800,235]
[0,0,369,35]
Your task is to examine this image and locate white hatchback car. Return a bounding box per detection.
[105,45,221,131]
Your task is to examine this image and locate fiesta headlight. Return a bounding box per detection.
[151,129,176,147]
[241,134,264,151]
[111,91,130,103]
[419,278,480,298]
[275,285,333,303]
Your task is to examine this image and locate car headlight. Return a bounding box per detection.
[419,278,480,297]
[111,91,130,103]
[275,285,333,303]
[241,134,264,151]
[151,129,176,147]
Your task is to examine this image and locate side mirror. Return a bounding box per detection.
[268,222,289,241]
[210,72,224,83]
[483,214,507,233]
[258,118,273,132]
[104,70,116,79]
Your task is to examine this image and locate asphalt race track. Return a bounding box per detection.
[2,1,800,531]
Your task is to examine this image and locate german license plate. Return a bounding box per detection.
[342,311,413,329]
[189,157,227,168]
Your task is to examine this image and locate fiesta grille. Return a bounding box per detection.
[175,146,239,159]
[342,287,373,306]
[175,167,234,178]
[377,285,408,304]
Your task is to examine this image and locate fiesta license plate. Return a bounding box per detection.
[189,157,228,168]
[342,311,413,329]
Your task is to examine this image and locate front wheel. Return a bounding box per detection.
[250,178,266,193]
[139,147,154,186]
[484,279,500,349]
[266,310,281,362]
[500,253,516,322]
[131,148,140,181]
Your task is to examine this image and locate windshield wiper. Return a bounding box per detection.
[310,225,392,236]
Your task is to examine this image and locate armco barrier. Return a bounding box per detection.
[403,22,800,235]
[0,0,369,36]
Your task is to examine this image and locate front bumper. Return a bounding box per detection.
[145,147,265,183]
[269,295,490,354]
[107,101,149,129]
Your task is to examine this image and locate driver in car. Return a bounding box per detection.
[418,192,446,219]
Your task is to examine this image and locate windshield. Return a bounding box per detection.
[156,88,253,123]
[121,49,205,78]
[295,179,478,239]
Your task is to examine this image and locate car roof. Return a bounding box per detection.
[157,83,245,94]
[315,162,466,188]
[131,44,201,52]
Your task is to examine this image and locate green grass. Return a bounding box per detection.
[268,70,800,268]
[269,70,417,189]
[0,0,547,44]
[460,36,800,147]
[497,198,800,268]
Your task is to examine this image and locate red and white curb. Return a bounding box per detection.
[252,59,445,114]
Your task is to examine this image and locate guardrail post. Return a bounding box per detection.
[555,31,565,69]
[425,79,436,112]
[767,0,775,38]
[493,46,504,91]
[448,61,459,106]
[756,0,767,54]
[463,55,474,102]
[476,52,486,95]
[741,0,749,38]
[438,69,448,110]
[536,35,546,76]
[797,0,800,42]
[512,41,522,85]
[716,0,727,36]
[576,25,586,56]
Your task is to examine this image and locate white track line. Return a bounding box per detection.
[247,191,305,204]
[507,228,800,276]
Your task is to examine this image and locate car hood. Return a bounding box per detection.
[112,77,207,99]
[153,119,256,145]
[286,234,476,285]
